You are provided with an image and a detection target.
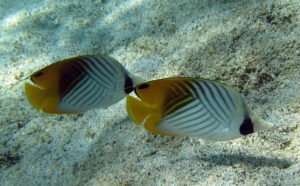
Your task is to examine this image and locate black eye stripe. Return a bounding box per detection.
[138,83,149,89]
[33,71,44,77]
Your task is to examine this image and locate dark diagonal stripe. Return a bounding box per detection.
[212,82,233,113]
[164,99,201,120]
[76,81,99,107]
[187,119,219,135]
[84,58,112,84]
[80,59,111,88]
[172,109,209,128]
[164,95,190,114]
[86,87,105,107]
[196,121,219,136]
[164,96,194,116]
[88,56,115,83]
[222,85,236,110]
[173,82,190,95]
[64,77,92,105]
[195,82,224,123]
[181,81,197,97]
[166,104,205,124]
[68,79,95,106]
[205,82,230,120]
[100,56,118,74]
[202,81,228,121]
[167,106,207,127]
[177,112,211,130]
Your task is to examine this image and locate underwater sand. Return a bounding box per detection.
[0,0,299,185]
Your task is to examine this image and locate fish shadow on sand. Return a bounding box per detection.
[71,117,137,184]
[194,153,294,169]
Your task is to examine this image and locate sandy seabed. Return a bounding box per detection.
[0,0,299,185]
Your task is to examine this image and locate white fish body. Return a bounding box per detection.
[25,55,143,114]
[126,77,273,141]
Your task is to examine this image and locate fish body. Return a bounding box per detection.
[25,55,142,114]
[126,77,272,141]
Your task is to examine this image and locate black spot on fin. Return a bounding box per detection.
[138,83,149,90]
[124,75,134,94]
[239,117,254,135]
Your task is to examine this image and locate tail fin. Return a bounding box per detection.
[126,95,172,135]
[249,110,274,132]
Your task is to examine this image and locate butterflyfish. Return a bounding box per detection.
[126,77,273,141]
[25,55,142,114]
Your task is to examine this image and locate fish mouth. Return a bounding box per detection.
[24,81,59,113]
[24,81,45,112]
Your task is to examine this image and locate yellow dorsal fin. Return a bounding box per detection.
[126,96,173,135]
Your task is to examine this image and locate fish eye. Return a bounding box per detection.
[33,71,44,77]
[138,83,149,89]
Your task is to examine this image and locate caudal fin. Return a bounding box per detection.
[249,110,274,132]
